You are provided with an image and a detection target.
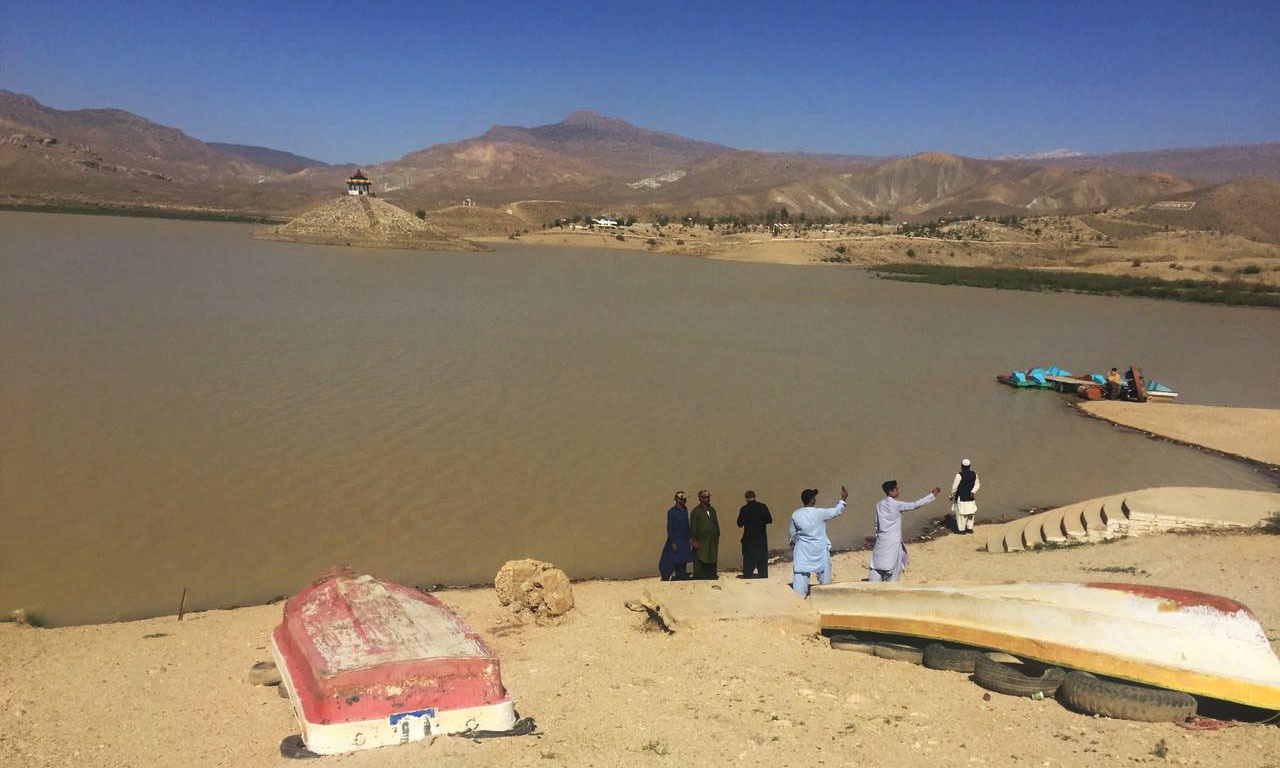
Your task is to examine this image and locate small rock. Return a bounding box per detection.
[246,660,281,686]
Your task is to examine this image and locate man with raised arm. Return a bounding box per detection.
[788,485,848,596]
[869,479,941,582]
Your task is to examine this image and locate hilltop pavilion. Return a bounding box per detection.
[346,169,372,196]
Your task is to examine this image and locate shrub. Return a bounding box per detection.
[415,210,426,219]
[1210,265,1224,273]
[676,239,685,246]
[646,238,657,247]
[615,234,625,242]
[1238,264,1262,275]
[835,244,847,255]
[1131,259,1142,267]
[906,248,916,258]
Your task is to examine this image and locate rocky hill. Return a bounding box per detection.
[207,143,330,174]
[1118,178,1280,244]
[1040,143,1280,184]
[255,196,486,251]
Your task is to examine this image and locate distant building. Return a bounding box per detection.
[346,169,372,196]
[593,216,618,228]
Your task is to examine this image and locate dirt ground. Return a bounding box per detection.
[496,216,1280,287]
[3,417,1278,768]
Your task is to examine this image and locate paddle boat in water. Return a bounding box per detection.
[272,568,517,755]
[811,581,1280,710]
[996,365,1071,389]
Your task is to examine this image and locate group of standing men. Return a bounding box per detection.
[658,459,981,592]
[659,489,773,581]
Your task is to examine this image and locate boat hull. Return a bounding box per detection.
[272,569,516,755]
[812,581,1280,709]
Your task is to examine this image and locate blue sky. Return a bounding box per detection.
[3,0,1277,164]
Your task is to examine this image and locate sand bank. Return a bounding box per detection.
[1077,401,1280,467]
[4,524,1279,767]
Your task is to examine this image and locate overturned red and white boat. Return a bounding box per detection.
[812,581,1280,710]
[272,568,516,755]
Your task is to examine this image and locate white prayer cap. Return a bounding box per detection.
[961,458,972,467]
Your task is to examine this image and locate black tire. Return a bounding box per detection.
[972,653,1065,697]
[1058,671,1196,722]
[828,633,877,655]
[873,642,925,664]
[279,735,319,759]
[922,643,983,673]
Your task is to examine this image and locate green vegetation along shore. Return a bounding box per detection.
[871,263,1280,308]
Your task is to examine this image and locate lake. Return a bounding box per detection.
[2,212,1277,625]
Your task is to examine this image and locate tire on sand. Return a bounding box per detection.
[922,643,983,673]
[873,642,925,664]
[1058,671,1196,722]
[828,633,877,655]
[972,653,1065,697]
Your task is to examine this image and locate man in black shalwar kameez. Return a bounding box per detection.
[737,490,773,578]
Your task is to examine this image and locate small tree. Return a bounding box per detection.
[415,210,426,220]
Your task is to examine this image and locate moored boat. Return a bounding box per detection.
[996,365,1070,389]
[811,581,1280,709]
[272,568,516,755]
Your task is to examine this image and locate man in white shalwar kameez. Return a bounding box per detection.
[788,485,848,596]
[868,479,941,582]
[950,458,981,534]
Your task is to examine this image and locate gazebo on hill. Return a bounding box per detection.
[346,169,372,196]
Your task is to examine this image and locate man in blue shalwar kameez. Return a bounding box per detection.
[788,485,848,596]
[659,491,693,580]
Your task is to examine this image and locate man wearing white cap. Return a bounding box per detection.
[950,459,981,534]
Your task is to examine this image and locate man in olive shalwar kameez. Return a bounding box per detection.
[689,490,720,579]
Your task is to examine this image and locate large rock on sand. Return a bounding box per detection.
[495,559,574,624]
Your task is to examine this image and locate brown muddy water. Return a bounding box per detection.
[2,212,1278,626]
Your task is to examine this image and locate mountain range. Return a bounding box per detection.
[2,89,1278,227]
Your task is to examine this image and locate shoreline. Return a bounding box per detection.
[5,521,1278,767]
[3,408,1277,766]
[10,403,1274,631]
[1070,400,1280,479]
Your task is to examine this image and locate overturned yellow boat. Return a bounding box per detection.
[811,581,1280,710]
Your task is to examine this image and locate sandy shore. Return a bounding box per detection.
[3,405,1278,768]
[4,529,1279,768]
[1077,401,1280,468]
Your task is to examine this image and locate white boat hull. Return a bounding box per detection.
[811,581,1280,709]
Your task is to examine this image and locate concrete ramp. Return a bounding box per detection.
[985,487,1280,553]
[634,579,816,631]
